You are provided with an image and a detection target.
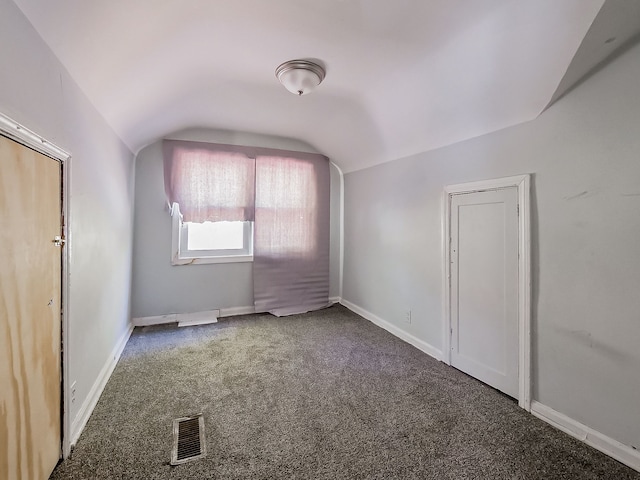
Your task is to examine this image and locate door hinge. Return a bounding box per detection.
[53,235,65,247]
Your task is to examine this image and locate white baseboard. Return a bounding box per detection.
[133,301,341,325]
[132,313,177,326]
[134,309,224,326]
[134,307,257,326]
[221,300,340,317]
[70,323,133,446]
[340,299,442,361]
[219,305,258,317]
[531,401,640,472]
[178,309,219,327]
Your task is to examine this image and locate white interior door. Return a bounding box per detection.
[450,187,519,398]
[0,134,62,479]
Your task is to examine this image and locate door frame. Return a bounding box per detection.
[442,174,531,411]
[0,112,73,458]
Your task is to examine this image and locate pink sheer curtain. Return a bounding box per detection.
[163,140,255,223]
[253,153,330,316]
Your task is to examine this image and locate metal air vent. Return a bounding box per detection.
[171,414,206,465]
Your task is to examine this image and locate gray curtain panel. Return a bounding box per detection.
[253,152,330,316]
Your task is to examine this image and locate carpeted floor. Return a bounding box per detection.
[50,305,639,479]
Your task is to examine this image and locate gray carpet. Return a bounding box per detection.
[51,305,639,479]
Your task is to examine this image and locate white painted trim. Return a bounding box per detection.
[531,401,640,473]
[340,300,442,361]
[330,161,345,298]
[0,112,71,161]
[133,300,342,326]
[442,189,452,366]
[445,174,530,194]
[0,112,74,458]
[219,305,259,317]
[518,175,532,410]
[133,306,264,326]
[178,309,219,327]
[61,141,72,458]
[132,313,177,327]
[174,254,254,265]
[70,323,133,447]
[443,174,531,411]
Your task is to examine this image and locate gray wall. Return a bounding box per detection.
[131,128,342,318]
[343,42,640,449]
[0,0,135,427]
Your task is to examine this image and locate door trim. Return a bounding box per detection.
[442,174,531,411]
[0,112,73,457]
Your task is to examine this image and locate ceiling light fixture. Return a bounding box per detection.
[275,60,325,96]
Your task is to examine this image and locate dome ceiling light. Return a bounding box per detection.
[275,60,326,96]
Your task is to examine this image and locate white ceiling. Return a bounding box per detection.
[11,0,614,172]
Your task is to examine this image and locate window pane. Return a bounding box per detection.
[186,221,245,250]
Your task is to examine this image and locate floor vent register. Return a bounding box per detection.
[171,414,206,465]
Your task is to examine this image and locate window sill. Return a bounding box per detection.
[171,254,253,266]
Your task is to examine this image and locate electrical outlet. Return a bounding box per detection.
[405,310,412,324]
[71,381,77,405]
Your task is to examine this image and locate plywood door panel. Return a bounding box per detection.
[0,135,61,480]
[450,187,519,398]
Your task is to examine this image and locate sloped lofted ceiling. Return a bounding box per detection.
[11,0,629,172]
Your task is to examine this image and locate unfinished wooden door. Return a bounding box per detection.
[450,187,519,398]
[0,134,62,479]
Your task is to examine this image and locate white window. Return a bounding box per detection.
[171,203,253,265]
